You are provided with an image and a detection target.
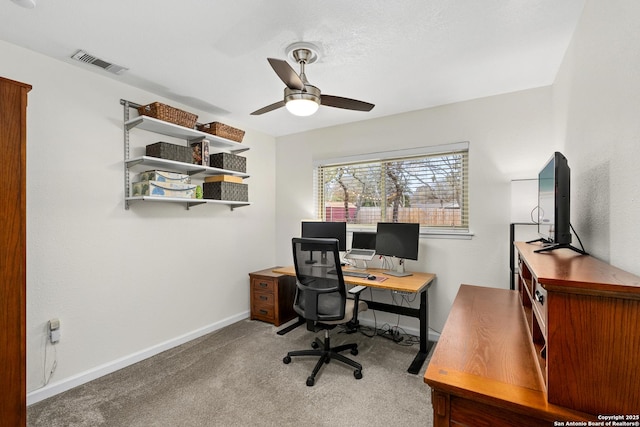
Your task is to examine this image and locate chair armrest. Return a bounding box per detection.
[348,285,367,295]
[345,285,367,333]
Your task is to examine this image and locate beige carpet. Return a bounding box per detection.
[28,319,434,426]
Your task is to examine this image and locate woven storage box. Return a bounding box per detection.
[203,181,248,202]
[146,142,193,164]
[209,152,246,173]
[197,122,245,142]
[138,102,198,128]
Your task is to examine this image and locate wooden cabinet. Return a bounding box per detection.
[515,241,640,415]
[425,285,593,426]
[425,242,640,425]
[249,268,297,326]
[0,76,31,427]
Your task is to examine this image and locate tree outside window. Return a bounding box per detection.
[315,146,468,231]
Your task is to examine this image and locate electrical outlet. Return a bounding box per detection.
[48,318,60,343]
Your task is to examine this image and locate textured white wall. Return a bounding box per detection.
[0,40,278,400]
[275,87,557,333]
[553,0,640,274]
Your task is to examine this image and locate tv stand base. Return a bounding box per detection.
[534,243,588,255]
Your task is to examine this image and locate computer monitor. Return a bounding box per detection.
[375,222,420,276]
[301,221,347,251]
[351,231,376,250]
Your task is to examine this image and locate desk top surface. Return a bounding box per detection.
[424,284,591,420]
[272,266,435,293]
[515,241,640,296]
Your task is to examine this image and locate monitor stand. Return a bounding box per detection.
[350,259,369,270]
[385,260,412,277]
[526,238,588,255]
[534,243,588,256]
[305,251,332,266]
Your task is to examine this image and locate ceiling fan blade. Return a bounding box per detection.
[251,100,286,115]
[321,95,375,112]
[267,58,304,91]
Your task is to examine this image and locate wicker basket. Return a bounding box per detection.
[138,102,198,129]
[196,122,245,142]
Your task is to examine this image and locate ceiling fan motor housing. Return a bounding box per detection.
[284,84,321,104]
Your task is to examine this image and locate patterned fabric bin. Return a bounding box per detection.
[146,142,192,164]
[202,181,248,202]
[138,170,190,184]
[209,153,246,173]
[131,181,197,198]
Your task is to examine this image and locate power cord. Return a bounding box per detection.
[43,335,58,386]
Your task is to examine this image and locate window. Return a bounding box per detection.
[314,142,469,234]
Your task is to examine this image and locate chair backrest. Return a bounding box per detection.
[291,237,346,323]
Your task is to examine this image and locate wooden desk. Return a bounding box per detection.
[424,285,594,426]
[273,266,436,374]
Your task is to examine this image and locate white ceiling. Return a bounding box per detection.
[1,0,585,137]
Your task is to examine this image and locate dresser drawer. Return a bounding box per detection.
[251,300,275,322]
[251,277,276,293]
[253,290,274,306]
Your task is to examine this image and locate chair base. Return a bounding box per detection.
[283,330,363,386]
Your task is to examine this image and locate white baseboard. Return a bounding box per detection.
[27,311,250,406]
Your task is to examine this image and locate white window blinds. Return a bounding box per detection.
[314,143,469,232]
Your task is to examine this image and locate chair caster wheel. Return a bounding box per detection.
[354,370,363,380]
[311,341,319,349]
[351,348,358,356]
[283,356,291,364]
[306,377,315,387]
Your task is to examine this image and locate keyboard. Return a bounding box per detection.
[342,270,370,278]
[327,269,370,278]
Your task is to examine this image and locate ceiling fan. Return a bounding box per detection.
[251,42,375,117]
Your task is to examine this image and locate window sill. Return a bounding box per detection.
[347,226,474,240]
[421,230,474,240]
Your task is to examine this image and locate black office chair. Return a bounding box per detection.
[283,237,368,386]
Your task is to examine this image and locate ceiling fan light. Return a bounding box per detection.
[286,98,319,116]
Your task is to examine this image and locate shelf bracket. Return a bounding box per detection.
[187,201,207,210]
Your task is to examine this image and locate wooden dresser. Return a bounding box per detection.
[249,268,297,326]
[425,242,640,425]
[0,77,31,426]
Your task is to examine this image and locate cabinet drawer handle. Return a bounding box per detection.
[259,309,268,315]
[259,295,268,301]
[535,290,545,304]
[259,282,269,288]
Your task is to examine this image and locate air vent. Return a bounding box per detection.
[71,50,128,75]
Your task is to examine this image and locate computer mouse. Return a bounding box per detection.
[367,275,376,280]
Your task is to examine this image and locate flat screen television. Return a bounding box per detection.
[534,152,587,255]
[301,221,347,251]
[375,222,420,276]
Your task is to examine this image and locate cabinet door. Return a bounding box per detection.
[0,77,31,427]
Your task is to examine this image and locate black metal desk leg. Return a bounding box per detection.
[407,289,434,374]
[276,316,305,336]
